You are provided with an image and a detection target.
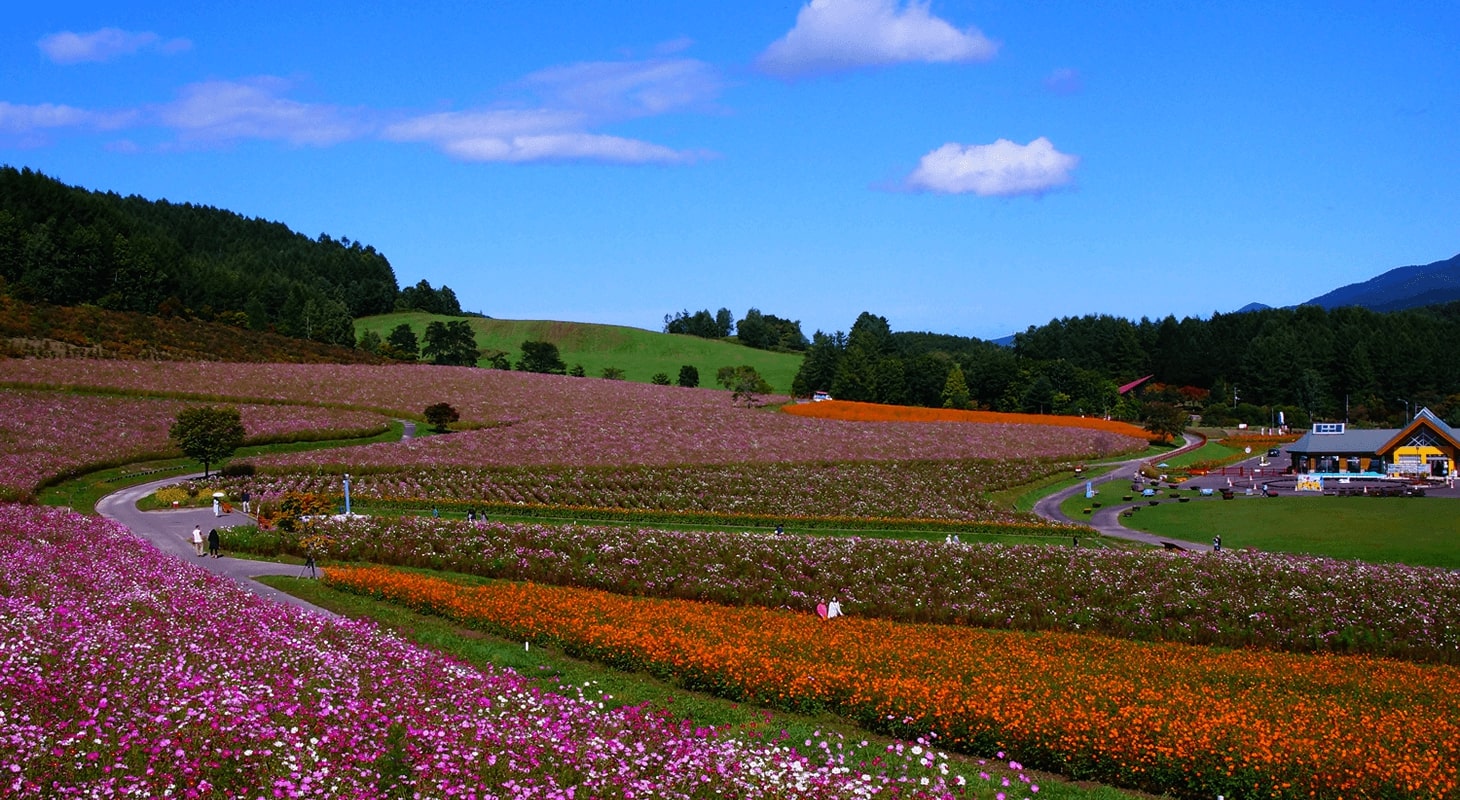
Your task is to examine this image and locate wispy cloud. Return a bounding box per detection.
[521,58,722,118]
[906,137,1078,197]
[1043,67,1083,96]
[0,101,136,135]
[155,78,368,147]
[4,51,715,164]
[383,107,704,164]
[388,57,720,164]
[37,28,191,65]
[757,0,998,78]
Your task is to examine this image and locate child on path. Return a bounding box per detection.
[191,525,204,556]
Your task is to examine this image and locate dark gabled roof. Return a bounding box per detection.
[1378,407,1460,453]
[1288,408,1459,456]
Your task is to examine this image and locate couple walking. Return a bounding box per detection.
[191,525,221,558]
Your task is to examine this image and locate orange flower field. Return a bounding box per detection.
[783,399,1151,441]
[324,566,1460,800]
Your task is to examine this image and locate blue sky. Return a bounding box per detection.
[3,1,1457,340]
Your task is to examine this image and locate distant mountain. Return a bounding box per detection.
[1302,252,1460,312]
[1234,302,1272,314]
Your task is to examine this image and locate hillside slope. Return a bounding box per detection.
[356,313,804,393]
[1303,252,1460,311]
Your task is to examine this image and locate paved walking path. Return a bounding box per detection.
[1032,432,1213,551]
[97,474,339,618]
[93,420,421,618]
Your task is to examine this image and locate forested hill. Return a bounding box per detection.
[0,166,398,347]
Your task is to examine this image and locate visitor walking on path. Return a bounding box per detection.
[208,528,221,558]
[191,525,205,556]
[212,497,221,517]
[240,490,251,514]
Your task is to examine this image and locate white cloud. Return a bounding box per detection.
[522,58,721,118]
[906,137,1078,196]
[385,57,719,164]
[0,101,135,133]
[38,28,191,65]
[384,109,702,164]
[157,79,367,146]
[1043,67,1083,95]
[757,0,998,77]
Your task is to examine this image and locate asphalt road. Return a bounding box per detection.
[97,474,339,618]
[1032,432,1213,551]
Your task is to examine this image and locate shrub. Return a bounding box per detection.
[221,462,256,478]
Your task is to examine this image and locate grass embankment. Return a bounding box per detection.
[1125,495,1460,569]
[355,312,805,393]
[260,572,1150,800]
[39,422,405,513]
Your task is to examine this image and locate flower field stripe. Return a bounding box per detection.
[1,359,1142,473]
[325,566,1460,800]
[0,387,389,494]
[236,516,1460,665]
[219,458,1072,525]
[0,503,999,799]
[782,400,1150,441]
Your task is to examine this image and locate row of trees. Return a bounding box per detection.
[0,166,468,349]
[790,312,1130,419]
[1012,304,1460,426]
[790,304,1460,430]
[663,307,808,352]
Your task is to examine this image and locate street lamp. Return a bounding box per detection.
[1395,399,1411,422]
[343,473,352,516]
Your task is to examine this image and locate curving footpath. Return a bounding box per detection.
[97,474,340,618]
[1032,432,1212,551]
[92,419,419,618]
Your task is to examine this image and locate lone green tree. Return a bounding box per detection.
[423,402,460,433]
[516,341,568,374]
[1142,401,1189,443]
[384,323,419,361]
[170,406,246,478]
[716,365,773,406]
[677,365,700,388]
[940,364,972,410]
[423,320,480,366]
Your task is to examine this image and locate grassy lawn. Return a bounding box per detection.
[259,573,1153,800]
[356,312,805,394]
[1124,495,1460,568]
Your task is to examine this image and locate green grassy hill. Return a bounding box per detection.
[355,313,805,394]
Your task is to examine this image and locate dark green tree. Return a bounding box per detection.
[169,406,246,478]
[1142,401,1189,442]
[677,365,700,388]
[423,320,479,366]
[651,372,671,385]
[357,329,382,354]
[423,402,460,433]
[517,341,567,374]
[601,366,626,380]
[716,365,773,406]
[385,323,419,361]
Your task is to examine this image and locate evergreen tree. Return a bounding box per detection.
[941,365,972,409]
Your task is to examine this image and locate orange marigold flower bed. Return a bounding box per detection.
[783,399,1150,441]
[326,566,1460,800]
